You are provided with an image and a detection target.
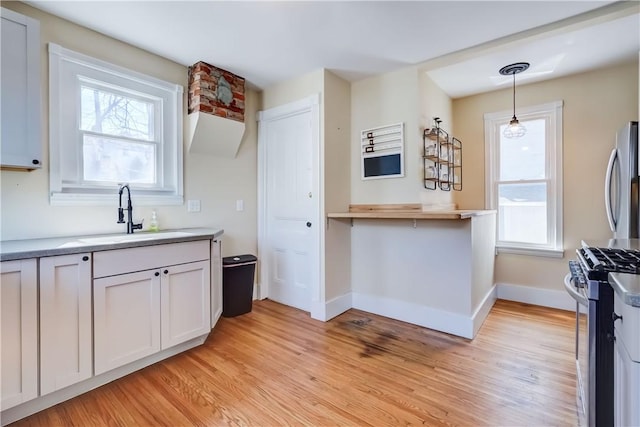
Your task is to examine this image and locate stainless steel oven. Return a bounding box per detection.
[566,242,624,427]
[565,271,589,425]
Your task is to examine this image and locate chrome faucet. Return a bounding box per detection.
[117,184,143,234]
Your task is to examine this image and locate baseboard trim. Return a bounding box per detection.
[351,292,477,339]
[325,293,352,320]
[496,282,577,312]
[472,285,497,337]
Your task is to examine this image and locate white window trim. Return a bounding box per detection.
[484,100,564,258]
[48,43,183,206]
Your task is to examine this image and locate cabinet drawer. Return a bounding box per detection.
[93,240,210,278]
[614,291,640,363]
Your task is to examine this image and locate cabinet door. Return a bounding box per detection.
[161,260,211,349]
[614,331,640,427]
[94,270,161,375]
[1,259,38,410]
[211,239,223,327]
[40,253,92,395]
[0,8,41,169]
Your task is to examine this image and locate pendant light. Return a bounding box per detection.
[499,62,529,139]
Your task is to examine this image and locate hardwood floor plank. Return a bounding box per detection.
[10,299,581,426]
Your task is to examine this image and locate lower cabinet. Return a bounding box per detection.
[210,238,223,327]
[0,259,38,411]
[39,253,93,395]
[94,269,161,375]
[162,261,211,348]
[614,291,640,427]
[614,331,640,426]
[94,260,210,375]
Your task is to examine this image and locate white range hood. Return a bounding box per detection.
[186,61,246,159]
[187,112,245,158]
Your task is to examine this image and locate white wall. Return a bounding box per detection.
[0,2,258,257]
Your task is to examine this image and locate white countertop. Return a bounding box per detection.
[608,272,640,308]
[0,228,224,261]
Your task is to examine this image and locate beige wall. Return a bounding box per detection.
[323,70,351,301]
[452,60,639,290]
[261,69,324,111]
[350,66,454,205]
[0,2,258,257]
[418,71,455,207]
[261,69,352,303]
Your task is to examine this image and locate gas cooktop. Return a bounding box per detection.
[580,246,640,275]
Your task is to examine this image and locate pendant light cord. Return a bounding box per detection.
[512,72,516,120]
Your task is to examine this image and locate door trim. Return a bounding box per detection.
[257,94,321,316]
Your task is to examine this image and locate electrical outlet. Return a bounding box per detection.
[236,199,244,211]
[187,200,201,212]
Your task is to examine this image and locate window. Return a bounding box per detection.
[484,101,563,257]
[49,43,183,205]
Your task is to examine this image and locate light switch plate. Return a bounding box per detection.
[187,200,201,212]
[236,199,244,211]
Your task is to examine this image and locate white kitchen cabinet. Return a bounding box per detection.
[0,7,41,170]
[614,292,640,427]
[39,253,93,395]
[614,335,640,427]
[161,260,211,348]
[94,269,161,375]
[0,259,38,411]
[93,241,210,375]
[211,238,223,327]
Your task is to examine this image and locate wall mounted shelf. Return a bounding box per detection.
[423,118,462,191]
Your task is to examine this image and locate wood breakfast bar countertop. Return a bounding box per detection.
[327,209,494,220]
[325,204,497,339]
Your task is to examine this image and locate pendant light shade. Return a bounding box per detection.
[499,62,529,139]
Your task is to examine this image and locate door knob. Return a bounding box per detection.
[306,221,312,228]
[613,312,623,322]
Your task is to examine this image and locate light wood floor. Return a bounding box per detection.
[12,299,580,426]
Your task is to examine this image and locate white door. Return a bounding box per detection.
[258,95,320,313]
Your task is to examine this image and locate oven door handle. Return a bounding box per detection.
[564,273,588,306]
[605,147,617,233]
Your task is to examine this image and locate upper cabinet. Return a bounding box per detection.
[0,7,41,170]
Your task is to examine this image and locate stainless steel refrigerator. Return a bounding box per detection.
[605,121,639,239]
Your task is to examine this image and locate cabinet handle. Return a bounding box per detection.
[82,256,89,261]
[154,272,160,277]
[613,312,623,322]
[32,159,40,165]
[164,269,169,274]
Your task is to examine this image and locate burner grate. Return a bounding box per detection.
[585,247,640,274]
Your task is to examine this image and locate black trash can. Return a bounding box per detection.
[222,254,257,317]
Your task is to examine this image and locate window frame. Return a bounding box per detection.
[484,100,564,258]
[48,43,183,206]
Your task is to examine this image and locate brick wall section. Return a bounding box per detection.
[188,61,245,123]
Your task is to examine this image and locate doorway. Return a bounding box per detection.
[257,94,320,313]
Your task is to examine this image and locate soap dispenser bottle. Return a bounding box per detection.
[149,210,159,232]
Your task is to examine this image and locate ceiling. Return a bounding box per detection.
[26,1,640,98]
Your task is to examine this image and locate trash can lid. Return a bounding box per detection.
[223,254,257,266]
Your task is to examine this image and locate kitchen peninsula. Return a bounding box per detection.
[328,205,496,339]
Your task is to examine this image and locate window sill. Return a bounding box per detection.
[496,245,564,258]
[50,192,183,207]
